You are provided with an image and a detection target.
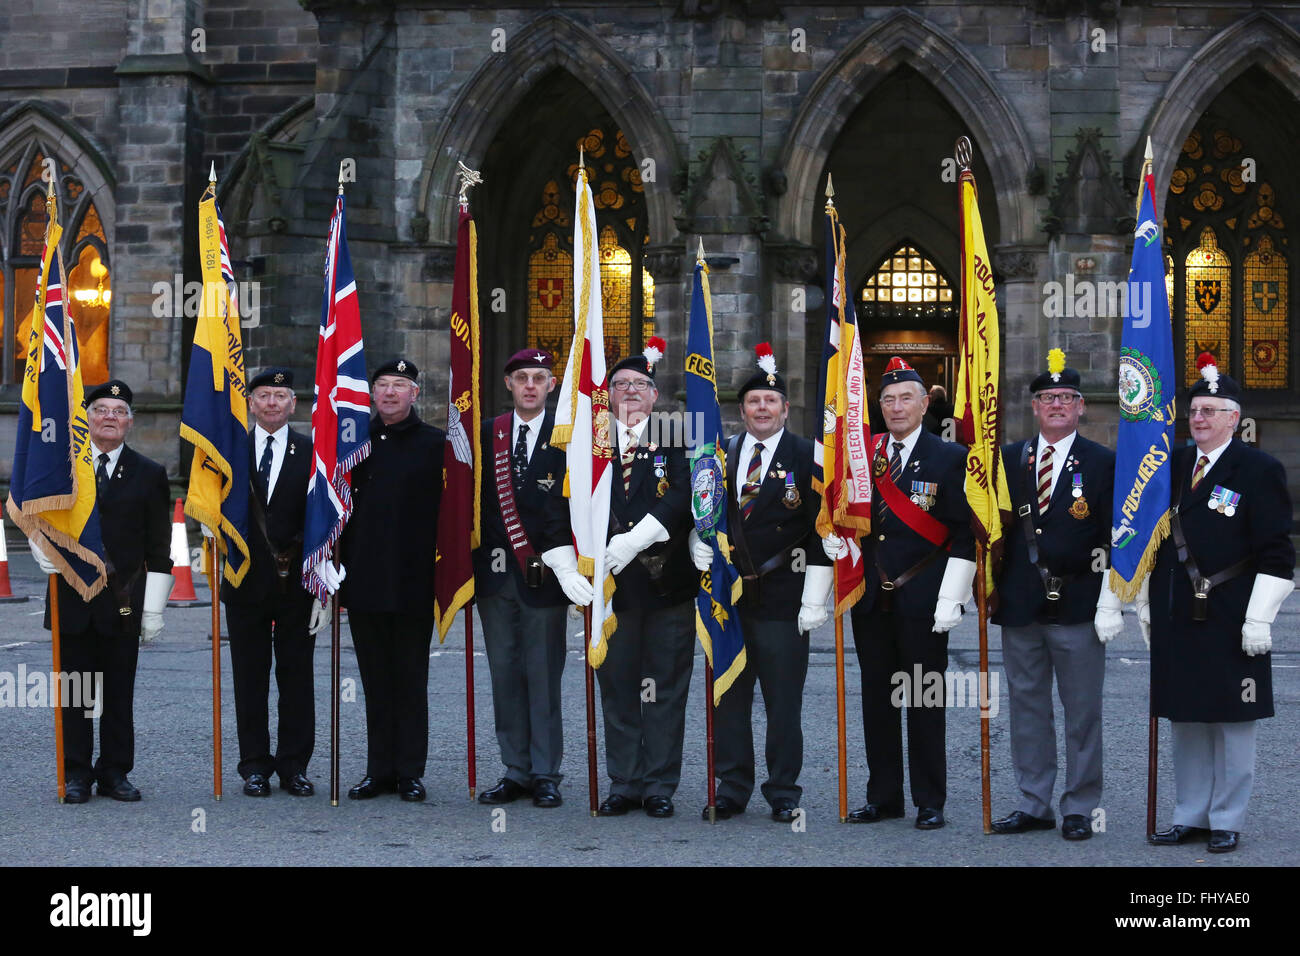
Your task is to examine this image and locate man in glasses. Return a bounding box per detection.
[592,339,696,819]
[476,348,588,810]
[28,380,172,803]
[1143,354,1294,853]
[990,351,1120,841]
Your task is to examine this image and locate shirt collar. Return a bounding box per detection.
[744,426,784,451]
[617,416,650,447]
[1037,430,1076,460]
[886,424,923,460]
[90,441,124,473]
[1197,437,1233,470]
[254,423,288,447]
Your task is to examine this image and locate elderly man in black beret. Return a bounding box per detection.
[29,380,172,803]
[1143,355,1294,853]
[220,368,328,798]
[331,358,446,802]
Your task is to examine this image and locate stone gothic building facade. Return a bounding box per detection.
[1,0,1298,500]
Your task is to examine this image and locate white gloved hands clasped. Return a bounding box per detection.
[308,599,331,636]
[313,559,346,596]
[140,571,173,643]
[1242,573,1294,657]
[798,565,833,634]
[541,546,593,607]
[688,529,713,571]
[932,557,975,633]
[1093,574,1124,644]
[605,516,669,576]
[28,538,57,575]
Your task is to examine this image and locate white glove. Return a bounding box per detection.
[140,571,173,643]
[313,559,346,595]
[1136,575,1150,650]
[822,533,847,561]
[309,599,331,635]
[1241,573,1294,657]
[29,538,56,575]
[688,529,712,571]
[541,546,593,607]
[798,565,833,634]
[932,557,975,633]
[605,515,669,576]
[1093,575,1124,644]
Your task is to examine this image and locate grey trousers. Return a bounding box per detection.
[595,598,695,800]
[714,614,809,808]
[478,575,568,785]
[1001,621,1105,819]
[1171,720,1257,832]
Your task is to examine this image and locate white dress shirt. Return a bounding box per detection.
[512,411,544,464]
[253,423,289,499]
[90,441,125,480]
[1035,430,1077,501]
[882,423,924,472]
[736,427,785,504]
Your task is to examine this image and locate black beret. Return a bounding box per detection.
[249,367,294,390]
[1029,349,1081,393]
[610,336,667,382]
[372,358,418,384]
[84,380,133,407]
[1189,352,1241,403]
[738,342,787,399]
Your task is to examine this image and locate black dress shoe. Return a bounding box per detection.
[97,777,142,802]
[243,773,271,797]
[1207,830,1239,853]
[1061,814,1092,840]
[597,794,642,816]
[770,799,799,823]
[644,796,674,818]
[398,777,426,802]
[915,807,945,829]
[279,773,314,797]
[478,778,530,805]
[702,795,745,820]
[1149,824,1210,845]
[63,780,91,804]
[991,810,1056,834]
[347,775,395,800]
[847,803,905,823]
[532,779,562,808]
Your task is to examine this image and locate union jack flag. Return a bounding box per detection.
[302,192,371,602]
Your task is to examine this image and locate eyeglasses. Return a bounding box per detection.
[1188,406,1233,419]
[611,379,654,393]
[1033,392,1080,406]
[89,406,130,419]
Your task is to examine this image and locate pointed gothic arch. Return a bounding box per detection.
[773,10,1037,248]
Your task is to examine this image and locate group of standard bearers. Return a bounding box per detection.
[31,343,1292,851]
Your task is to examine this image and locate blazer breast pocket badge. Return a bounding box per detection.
[1207,485,1240,516]
[536,473,556,493]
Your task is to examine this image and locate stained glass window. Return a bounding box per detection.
[859,243,955,323]
[18,192,46,256]
[1242,233,1287,388]
[67,244,111,385]
[1183,227,1232,387]
[527,232,574,375]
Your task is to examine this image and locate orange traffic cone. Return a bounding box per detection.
[167,498,207,607]
[0,511,30,603]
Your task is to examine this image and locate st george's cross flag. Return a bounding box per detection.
[550,164,616,667]
[179,179,252,586]
[302,191,371,603]
[813,197,872,616]
[5,187,108,600]
[685,253,746,703]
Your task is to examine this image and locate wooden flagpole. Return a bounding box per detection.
[976,542,991,833]
[705,659,716,824]
[465,608,476,800]
[583,606,598,816]
[835,607,848,823]
[330,548,342,806]
[1146,713,1158,839]
[50,575,66,802]
[207,538,222,800]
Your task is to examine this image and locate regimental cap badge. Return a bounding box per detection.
[110,385,120,396]
[643,336,666,377]
[881,355,923,388]
[273,372,285,384]
[756,342,778,385]
[397,360,407,373]
[1047,348,1066,383]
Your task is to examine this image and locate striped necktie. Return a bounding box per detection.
[877,440,905,521]
[1190,454,1210,491]
[1037,444,1054,513]
[621,434,637,495]
[740,442,764,518]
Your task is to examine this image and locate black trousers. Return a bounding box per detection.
[596,598,695,800]
[713,614,809,808]
[59,621,139,786]
[477,575,568,785]
[348,610,435,781]
[225,592,316,780]
[850,604,950,810]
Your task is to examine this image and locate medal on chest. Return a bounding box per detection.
[1207,485,1240,517]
